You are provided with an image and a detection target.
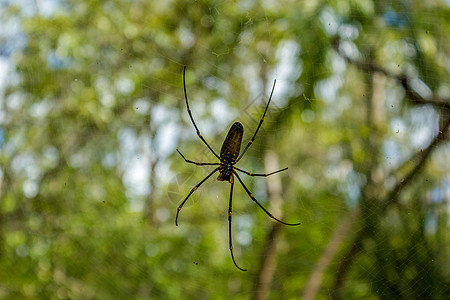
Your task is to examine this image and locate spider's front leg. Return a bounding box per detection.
[228,180,247,271]
[175,167,220,226]
[233,171,301,226]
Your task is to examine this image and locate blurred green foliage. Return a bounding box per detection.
[0,0,449,299]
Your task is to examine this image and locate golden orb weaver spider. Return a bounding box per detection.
[176,66,301,271]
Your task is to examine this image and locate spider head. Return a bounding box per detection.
[217,167,234,183]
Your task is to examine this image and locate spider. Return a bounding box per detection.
[176,66,301,271]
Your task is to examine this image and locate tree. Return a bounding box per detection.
[0,0,448,298]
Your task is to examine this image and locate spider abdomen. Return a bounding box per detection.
[217,122,243,183]
[220,122,243,161]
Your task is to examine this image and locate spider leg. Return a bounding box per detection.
[176,149,221,166]
[233,171,301,226]
[228,180,247,271]
[236,79,277,163]
[183,66,220,160]
[234,166,288,177]
[176,167,220,226]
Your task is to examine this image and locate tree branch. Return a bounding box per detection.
[333,38,449,110]
[302,207,361,300]
[331,111,450,298]
[253,151,286,300]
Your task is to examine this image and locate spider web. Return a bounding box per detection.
[0,0,449,299]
